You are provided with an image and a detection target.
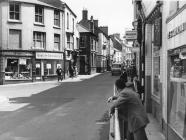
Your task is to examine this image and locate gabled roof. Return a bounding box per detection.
[110,35,122,51]
[63,3,77,18]
[38,0,64,10]
[77,24,90,33]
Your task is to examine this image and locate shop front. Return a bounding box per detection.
[167,47,186,140]
[166,9,186,139]
[34,52,63,81]
[3,51,33,84]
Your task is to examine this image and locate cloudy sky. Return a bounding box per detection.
[63,0,134,36]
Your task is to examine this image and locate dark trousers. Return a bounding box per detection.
[133,126,148,140]
[119,119,148,140]
[58,75,63,81]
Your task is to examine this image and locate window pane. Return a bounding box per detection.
[10,4,15,11]
[15,13,19,20]
[39,16,43,23]
[35,6,38,13]
[10,12,14,19]
[15,4,19,12]
[35,16,38,22]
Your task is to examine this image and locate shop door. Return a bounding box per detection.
[35,62,41,79]
[79,56,85,74]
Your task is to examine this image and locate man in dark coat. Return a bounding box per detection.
[56,66,63,81]
[108,78,149,140]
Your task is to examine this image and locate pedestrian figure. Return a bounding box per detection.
[69,60,74,78]
[108,78,149,140]
[56,66,63,82]
[120,68,128,83]
[133,75,143,103]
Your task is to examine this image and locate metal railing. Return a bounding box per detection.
[109,85,123,140]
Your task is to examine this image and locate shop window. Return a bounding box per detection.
[54,10,60,27]
[33,31,46,49]
[9,2,20,20]
[44,60,60,76]
[5,58,32,80]
[9,29,21,49]
[54,34,60,50]
[35,5,44,24]
[168,53,186,139]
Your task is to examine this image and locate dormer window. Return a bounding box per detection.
[9,2,20,20]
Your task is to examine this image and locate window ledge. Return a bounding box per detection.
[53,26,61,29]
[34,22,45,27]
[7,19,22,24]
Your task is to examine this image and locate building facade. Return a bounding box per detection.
[97,26,109,72]
[78,10,98,75]
[134,1,186,140]
[0,0,65,84]
[165,1,186,140]
[63,3,79,77]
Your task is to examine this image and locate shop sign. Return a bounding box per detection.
[36,52,63,60]
[168,22,186,39]
[125,30,137,41]
[154,17,162,46]
[19,58,27,65]
[131,47,139,52]
[36,63,40,68]
[46,64,51,69]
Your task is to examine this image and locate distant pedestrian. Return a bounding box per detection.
[56,66,63,82]
[120,68,128,83]
[108,78,149,140]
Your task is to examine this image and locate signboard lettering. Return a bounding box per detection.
[168,22,186,39]
[36,52,63,60]
[125,30,137,41]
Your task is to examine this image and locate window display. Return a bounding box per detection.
[168,52,186,139]
[5,58,32,80]
[44,60,61,76]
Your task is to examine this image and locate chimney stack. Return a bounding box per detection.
[82,9,88,20]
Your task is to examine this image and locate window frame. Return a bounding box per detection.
[67,13,69,29]
[35,5,44,24]
[9,2,21,21]
[54,34,60,51]
[80,36,86,48]
[33,31,46,49]
[54,10,60,27]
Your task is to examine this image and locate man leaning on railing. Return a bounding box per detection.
[107,78,149,140]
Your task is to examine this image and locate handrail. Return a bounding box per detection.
[109,85,122,140]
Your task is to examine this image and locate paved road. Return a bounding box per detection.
[0,73,118,140]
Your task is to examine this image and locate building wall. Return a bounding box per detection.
[2,1,64,51]
[0,1,2,49]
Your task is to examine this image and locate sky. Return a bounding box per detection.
[63,0,134,36]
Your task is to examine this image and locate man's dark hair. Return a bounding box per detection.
[115,78,126,90]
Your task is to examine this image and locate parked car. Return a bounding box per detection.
[111,63,122,76]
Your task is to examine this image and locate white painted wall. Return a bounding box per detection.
[64,6,78,51]
[1,1,64,51]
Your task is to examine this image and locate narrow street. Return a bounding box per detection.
[0,73,118,140]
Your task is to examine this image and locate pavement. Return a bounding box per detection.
[0,72,166,140]
[0,73,101,111]
[146,114,165,140]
